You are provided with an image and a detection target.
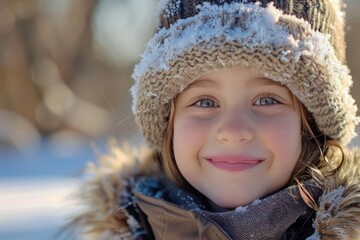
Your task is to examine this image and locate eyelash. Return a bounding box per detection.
[191,94,281,108]
[254,95,280,106]
[192,97,219,108]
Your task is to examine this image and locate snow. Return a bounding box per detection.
[318,186,345,217]
[251,198,261,206]
[235,205,248,213]
[130,0,358,145]
[145,92,157,98]
[132,1,297,82]
[155,0,171,18]
[0,178,80,239]
[0,137,101,240]
[175,189,203,210]
[235,198,262,213]
[131,1,348,116]
[164,0,181,19]
[308,186,347,239]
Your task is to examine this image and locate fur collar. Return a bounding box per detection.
[70,142,360,240]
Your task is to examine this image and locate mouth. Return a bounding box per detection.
[205,156,264,172]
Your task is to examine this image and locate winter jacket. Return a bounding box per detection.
[71,145,360,240]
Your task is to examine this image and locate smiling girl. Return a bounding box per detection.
[173,69,303,208]
[73,0,360,239]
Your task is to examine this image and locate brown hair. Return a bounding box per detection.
[160,101,189,188]
[289,96,346,209]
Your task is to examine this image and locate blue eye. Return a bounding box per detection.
[254,97,279,106]
[195,99,219,108]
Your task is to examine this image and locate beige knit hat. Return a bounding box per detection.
[131,0,358,149]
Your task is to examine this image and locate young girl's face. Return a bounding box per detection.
[173,67,302,208]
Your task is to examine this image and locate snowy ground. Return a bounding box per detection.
[0,178,80,240]
[0,138,99,240]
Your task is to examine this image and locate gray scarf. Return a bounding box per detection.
[133,177,321,240]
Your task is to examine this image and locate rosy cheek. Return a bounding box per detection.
[263,115,301,163]
[174,116,210,148]
[266,113,300,138]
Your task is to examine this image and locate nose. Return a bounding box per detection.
[216,110,254,145]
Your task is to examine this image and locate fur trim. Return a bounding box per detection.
[71,145,360,239]
[309,148,360,239]
[70,140,158,240]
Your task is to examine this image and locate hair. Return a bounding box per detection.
[157,91,347,208]
[161,101,188,187]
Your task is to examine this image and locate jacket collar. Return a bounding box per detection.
[71,147,360,239]
[133,177,321,240]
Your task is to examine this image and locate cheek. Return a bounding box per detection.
[173,116,209,156]
[261,114,302,165]
[273,120,301,146]
[173,116,210,180]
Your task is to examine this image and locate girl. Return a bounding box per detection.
[72,0,360,239]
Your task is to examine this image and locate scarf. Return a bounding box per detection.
[132,177,322,239]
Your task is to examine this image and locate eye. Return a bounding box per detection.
[194,98,219,108]
[254,96,279,106]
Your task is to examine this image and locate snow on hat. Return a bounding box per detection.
[131,0,358,149]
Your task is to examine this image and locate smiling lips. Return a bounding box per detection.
[205,156,264,171]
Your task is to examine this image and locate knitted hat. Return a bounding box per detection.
[131,0,358,149]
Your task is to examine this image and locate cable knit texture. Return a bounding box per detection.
[131,0,358,149]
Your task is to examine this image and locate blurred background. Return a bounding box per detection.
[0,0,359,239]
